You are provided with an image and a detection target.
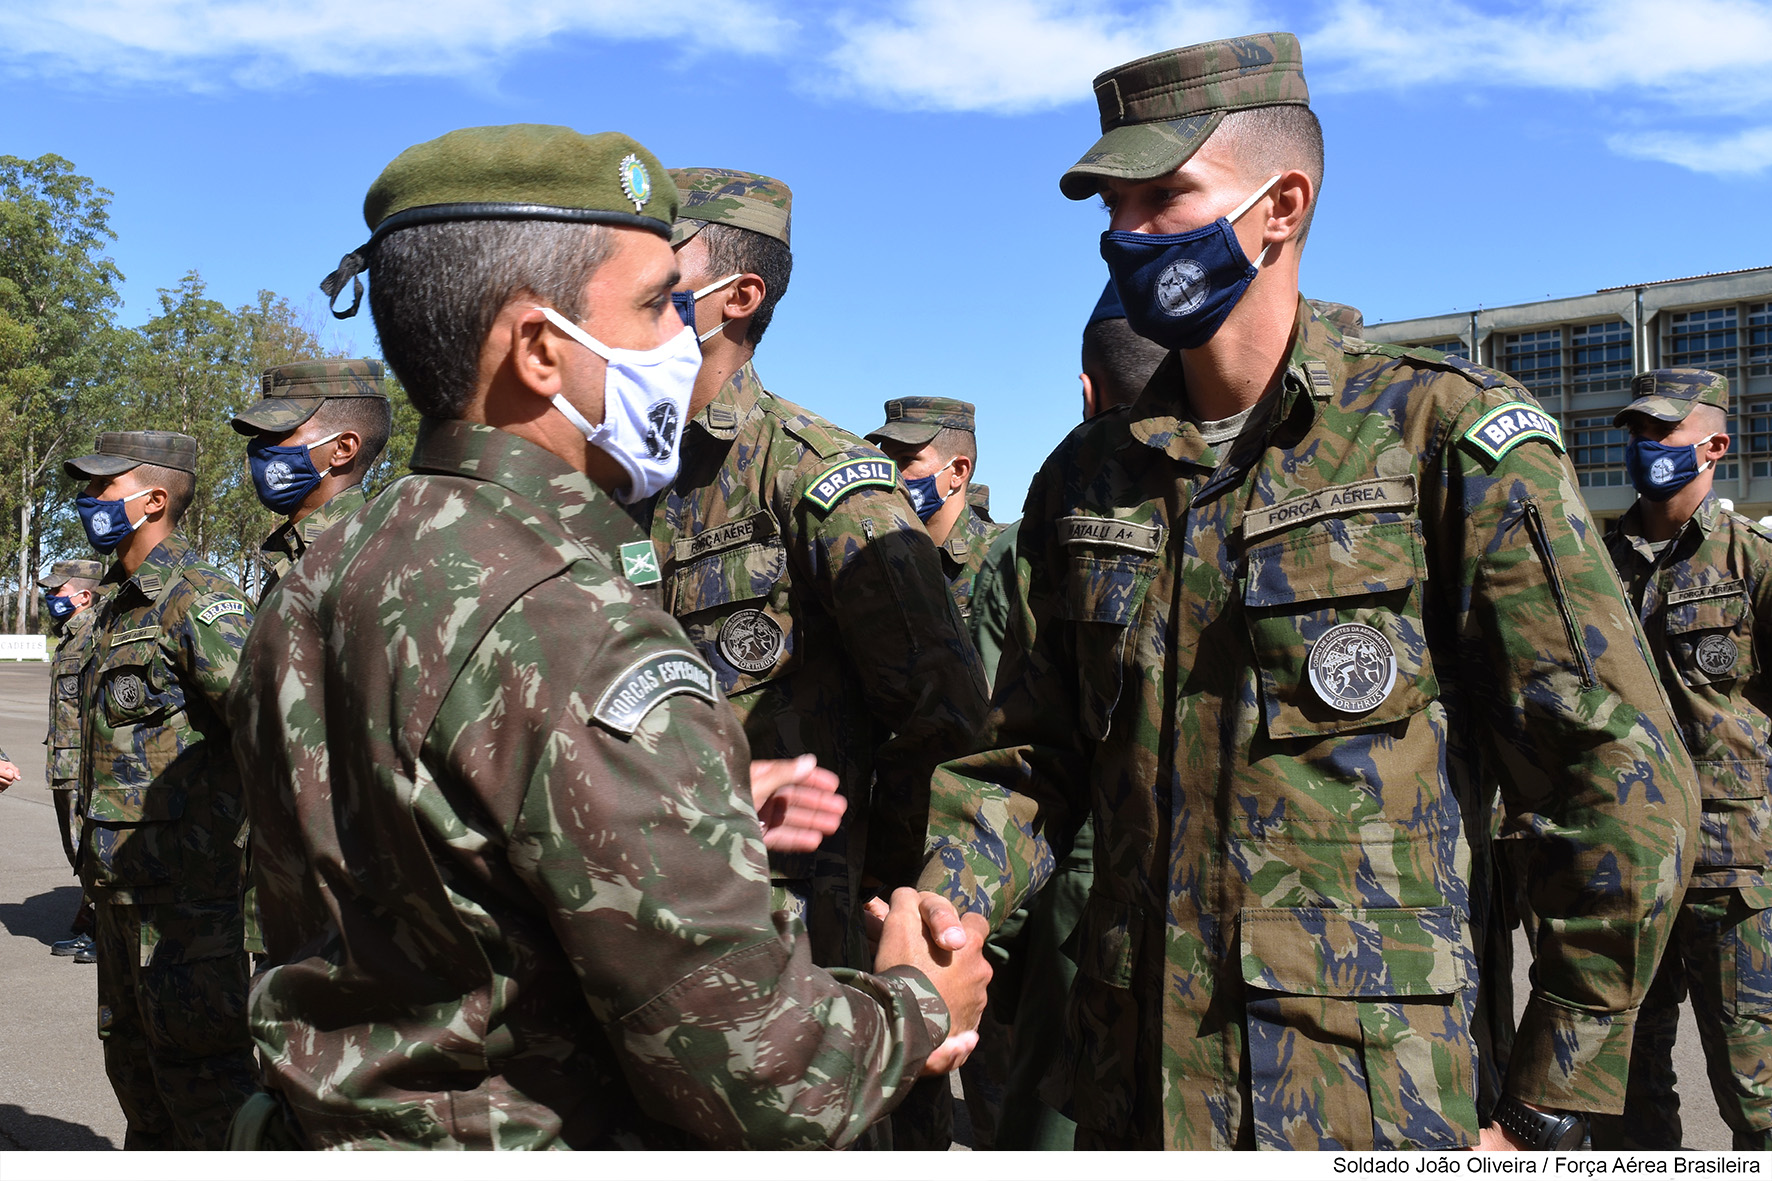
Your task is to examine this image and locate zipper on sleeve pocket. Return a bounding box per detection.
[1521,499,1597,689]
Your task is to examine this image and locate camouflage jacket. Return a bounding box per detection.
[919,300,1697,1148]
[258,483,367,600]
[940,498,1008,623]
[229,417,948,1150]
[46,602,104,786]
[967,521,1023,691]
[79,533,253,919]
[1609,495,1772,899]
[644,362,989,968]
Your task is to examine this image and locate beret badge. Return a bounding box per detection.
[619,154,652,212]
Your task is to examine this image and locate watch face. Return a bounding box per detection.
[1551,1117,1587,1151]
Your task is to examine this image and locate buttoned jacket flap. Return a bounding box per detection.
[1241,905,1468,998]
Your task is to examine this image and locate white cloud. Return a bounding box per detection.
[1608,125,1772,174]
[0,0,796,87]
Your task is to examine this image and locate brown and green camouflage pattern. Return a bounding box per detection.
[1061,32,1310,200]
[1614,367,1732,426]
[228,417,949,1149]
[47,598,104,867]
[644,363,989,969]
[65,429,199,479]
[256,483,367,600]
[39,557,104,588]
[232,359,388,436]
[918,298,1698,1149]
[866,396,978,447]
[940,498,1008,623]
[668,167,792,247]
[78,532,257,1149]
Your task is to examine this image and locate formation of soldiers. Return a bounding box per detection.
[5,27,1771,1153]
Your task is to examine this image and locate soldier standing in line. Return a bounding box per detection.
[646,168,989,974]
[228,125,988,1150]
[40,558,107,963]
[1593,369,1772,1150]
[911,33,1698,1150]
[866,398,1006,627]
[65,430,258,1149]
[232,359,391,600]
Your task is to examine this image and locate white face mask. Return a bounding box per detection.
[536,307,702,504]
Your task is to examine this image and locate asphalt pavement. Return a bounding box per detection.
[0,656,1736,1151]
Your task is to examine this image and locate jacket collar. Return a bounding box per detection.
[691,362,766,443]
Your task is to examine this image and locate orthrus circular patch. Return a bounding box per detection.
[1307,622,1399,715]
[718,609,784,674]
[109,672,146,712]
[1697,633,1739,677]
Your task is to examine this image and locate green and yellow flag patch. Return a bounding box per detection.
[1464,402,1564,462]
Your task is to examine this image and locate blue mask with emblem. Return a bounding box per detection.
[903,458,956,523]
[76,487,153,553]
[1625,433,1717,502]
[44,593,77,620]
[1099,174,1280,352]
[247,433,339,514]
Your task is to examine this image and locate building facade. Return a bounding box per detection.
[1365,267,1772,528]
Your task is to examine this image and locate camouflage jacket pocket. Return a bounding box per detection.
[98,638,174,729]
[667,538,794,691]
[1058,551,1157,741]
[1243,519,1438,740]
[1240,905,1477,1149]
[86,782,186,825]
[1665,586,1756,688]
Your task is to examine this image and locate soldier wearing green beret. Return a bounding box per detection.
[1592,369,1772,1150]
[64,430,259,1148]
[39,557,108,962]
[644,168,990,984]
[232,359,392,600]
[910,32,1699,1150]
[229,126,988,1150]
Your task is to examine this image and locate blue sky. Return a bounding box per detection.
[6,0,1772,515]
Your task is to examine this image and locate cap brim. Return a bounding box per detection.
[866,422,942,447]
[1613,397,1694,428]
[36,575,64,589]
[670,219,709,248]
[231,398,324,436]
[63,453,142,480]
[1059,112,1224,201]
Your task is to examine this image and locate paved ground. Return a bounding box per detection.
[0,656,1737,1151]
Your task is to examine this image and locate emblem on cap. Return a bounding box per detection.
[110,672,147,713]
[718,608,785,674]
[1156,259,1209,317]
[1697,634,1738,677]
[1307,622,1398,714]
[619,154,652,213]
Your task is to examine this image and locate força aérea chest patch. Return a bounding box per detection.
[1464,402,1565,462]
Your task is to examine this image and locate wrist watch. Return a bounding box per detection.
[1492,1096,1587,1150]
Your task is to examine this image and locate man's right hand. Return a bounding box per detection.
[872,886,991,1076]
[0,760,18,792]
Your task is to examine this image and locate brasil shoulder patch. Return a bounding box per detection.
[1464,402,1564,462]
[195,598,248,626]
[591,649,717,736]
[804,458,898,513]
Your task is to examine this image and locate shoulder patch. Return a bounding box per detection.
[1463,402,1564,462]
[195,598,249,626]
[591,649,718,735]
[619,540,662,586]
[804,458,899,513]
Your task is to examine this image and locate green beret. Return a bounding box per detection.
[668,168,792,248]
[1614,369,1731,427]
[1060,32,1310,200]
[321,125,679,319]
[65,431,198,480]
[232,359,388,436]
[866,397,977,447]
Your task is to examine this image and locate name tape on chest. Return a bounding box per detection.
[1464,402,1564,462]
[1057,516,1163,555]
[109,626,160,646]
[674,512,776,564]
[591,649,718,736]
[1667,578,1746,606]
[804,458,898,513]
[196,599,248,626]
[1244,476,1419,541]
[619,541,661,587]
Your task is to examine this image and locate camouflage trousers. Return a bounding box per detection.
[1590,888,1772,1150]
[51,786,93,937]
[92,897,259,1149]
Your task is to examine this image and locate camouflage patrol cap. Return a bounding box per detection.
[1614,369,1731,427]
[37,559,103,589]
[866,397,977,447]
[1060,32,1310,201]
[232,359,389,436]
[64,431,198,479]
[669,168,792,248]
[1308,300,1364,340]
[321,125,679,319]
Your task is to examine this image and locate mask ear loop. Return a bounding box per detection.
[690,274,745,343]
[1228,174,1284,270]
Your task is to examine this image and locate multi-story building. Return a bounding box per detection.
[1365,266,1772,529]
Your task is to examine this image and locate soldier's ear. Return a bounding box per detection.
[1267,169,1313,247]
[329,431,362,469]
[723,274,765,324]
[949,453,972,489]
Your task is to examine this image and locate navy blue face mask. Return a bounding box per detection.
[248,433,339,514]
[903,459,956,523]
[76,487,152,553]
[1099,174,1280,352]
[45,593,77,621]
[1626,432,1717,501]
[670,273,743,343]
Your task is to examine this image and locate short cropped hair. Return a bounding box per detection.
[928,426,977,467]
[57,577,98,594]
[370,221,614,419]
[310,396,393,476]
[1082,318,1169,409]
[134,463,194,527]
[695,223,793,348]
[1213,104,1325,245]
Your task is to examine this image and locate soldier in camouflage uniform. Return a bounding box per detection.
[914,33,1698,1150]
[40,558,106,961]
[646,168,989,974]
[233,359,391,600]
[65,431,258,1149]
[229,124,988,1150]
[867,397,1007,627]
[1592,369,1772,1150]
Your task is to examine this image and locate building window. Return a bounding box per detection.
[1570,320,1632,395]
[1572,415,1628,487]
[1751,304,1772,376]
[1429,338,1469,361]
[1503,329,1561,400]
[1665,305,1738,375]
